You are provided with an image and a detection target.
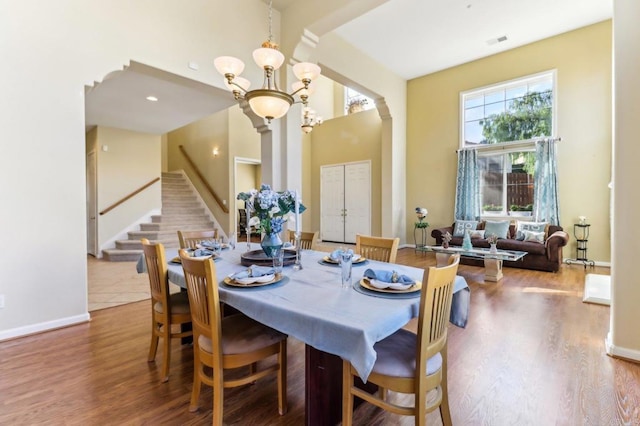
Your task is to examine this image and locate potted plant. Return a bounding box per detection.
[347,98,368,114]
[414,207,429,248]
[509,204,533,217]
[483,204,503,214]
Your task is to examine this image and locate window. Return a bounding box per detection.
[345,87,374,115]
[460,71,556,216]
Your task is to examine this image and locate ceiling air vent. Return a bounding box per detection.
[486,35,508,46]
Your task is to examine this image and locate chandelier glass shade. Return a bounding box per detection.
[214,1,321,129]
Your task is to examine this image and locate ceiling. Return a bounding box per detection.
[85,0,612,135]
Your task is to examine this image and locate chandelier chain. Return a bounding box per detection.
[268,0,274,44]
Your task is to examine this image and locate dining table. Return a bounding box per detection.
[137,243,470,425]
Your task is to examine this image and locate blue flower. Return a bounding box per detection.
[237,184,306,234]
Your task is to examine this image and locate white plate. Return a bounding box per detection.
[367,279,414,291]
[234,274,275,285]
[360,278,421,293]
[224,273,282,287]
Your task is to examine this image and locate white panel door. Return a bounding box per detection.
[86,151,98,256]
[320,165,345,242]
[344,162,371,244]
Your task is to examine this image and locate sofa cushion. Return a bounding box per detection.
[523,230,545,243]
[453,220,478,237]
[497,238,547,255]
[484,220,510,239]
[516,221,548,241]
[469,230,486,239]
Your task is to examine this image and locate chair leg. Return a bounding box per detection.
[379,386,387,401]
[160,325,171,383]
[277,340,288,415]
[212,369,224,426]
[189,353,202,412]
[148,322,159,362]
[342,360,354,426]
[440,374,453,426]
[440,350,453,426]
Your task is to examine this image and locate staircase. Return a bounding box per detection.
[102,172,217,261]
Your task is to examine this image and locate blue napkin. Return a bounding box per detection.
[363,269,415,284]
[330,248,353,261]
[283,242,293,248]
[199,240,221,249]
[192,248,214,257]
[232,265,275,279]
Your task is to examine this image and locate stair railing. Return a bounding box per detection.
[178,145,229,214]
[99,177,161,216]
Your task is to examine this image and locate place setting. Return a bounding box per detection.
[353,268,422,299]
[318,248,368,267]
[222,265,287,289]
[170,248,223,264]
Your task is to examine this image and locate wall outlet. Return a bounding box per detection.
[0,294,4,308]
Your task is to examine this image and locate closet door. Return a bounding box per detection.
[344,162,371,244]
[320,162,371,244]
[320,165,345,242]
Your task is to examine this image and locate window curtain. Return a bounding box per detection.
[454,149,481,221]
[533,139,560,225]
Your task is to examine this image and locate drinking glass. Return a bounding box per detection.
[272,249,284,274]
[340,251,353,289]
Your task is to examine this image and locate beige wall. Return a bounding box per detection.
[167,106,261,237]
[167,110,230,234]
[309,108,383,236]
[407,21,612,263]
[0,0,277,338]
[96,127,161,251]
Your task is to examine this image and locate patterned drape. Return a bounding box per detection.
[533,139,560,225]
[454,149,481,221]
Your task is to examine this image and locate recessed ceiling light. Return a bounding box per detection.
[146,96,158,102]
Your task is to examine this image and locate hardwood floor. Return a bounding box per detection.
[2,249,639,425]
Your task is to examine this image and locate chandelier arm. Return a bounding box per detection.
[227,80,249,95]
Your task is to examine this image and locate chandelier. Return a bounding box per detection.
[214,0,322,130]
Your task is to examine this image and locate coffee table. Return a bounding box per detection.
[418,245,527,282]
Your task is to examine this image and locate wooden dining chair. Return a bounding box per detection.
[286,230,319,250]
[177,229,218,249]
[355,234,400,263]
[179,250,288,424]
[342,255,461,426]
[140,238,192,383]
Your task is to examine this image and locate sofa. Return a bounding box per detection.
[431,220,569,272]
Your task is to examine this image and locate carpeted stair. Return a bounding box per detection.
[102,172,217,261]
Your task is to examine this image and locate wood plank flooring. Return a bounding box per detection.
[2,249,639,425]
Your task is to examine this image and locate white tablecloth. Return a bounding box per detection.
[137,244,469,382]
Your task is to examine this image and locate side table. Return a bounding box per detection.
[414,225,428,253]
[565,223,595,268]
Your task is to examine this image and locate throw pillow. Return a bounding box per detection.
[483,220,510,239]
[516,221,548,241]
[469,230,486,239]
[453,220,478,237]
[522,230,545,243]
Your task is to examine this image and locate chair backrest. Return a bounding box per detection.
[141,238,171,313]
[179,250,223,364]
[416,255,460,380]
[178,229,219,249]
[355,234,400,263]
[286,230,319,250]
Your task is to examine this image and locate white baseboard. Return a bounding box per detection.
[0,313,90,342]
[605,332,640,362]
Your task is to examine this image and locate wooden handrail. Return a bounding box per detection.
[179,145,230,214]
[99,177,160,216]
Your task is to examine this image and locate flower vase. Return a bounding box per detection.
[261,233,283,258]
[490,243,498,254]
